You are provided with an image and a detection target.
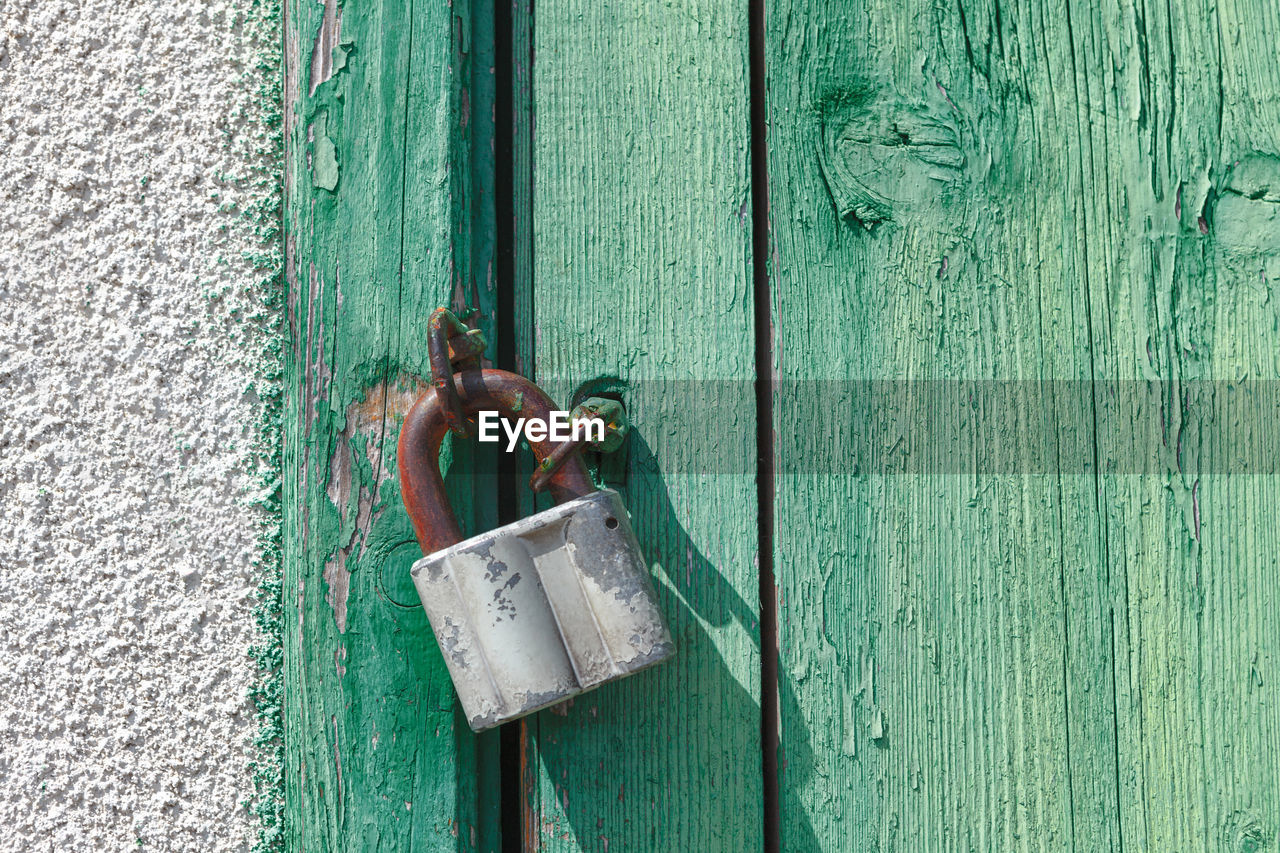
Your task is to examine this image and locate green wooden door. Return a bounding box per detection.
[282,0,1280,849]
[767,1,1280,848]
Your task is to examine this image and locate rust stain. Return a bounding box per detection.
[321,374,430,633]
[350,376,431,427]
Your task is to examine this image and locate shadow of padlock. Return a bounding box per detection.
[398,367,675,731]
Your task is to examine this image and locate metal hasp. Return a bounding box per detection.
[572,396,629,453]
[397,310,675,732]
[528,395,630,492]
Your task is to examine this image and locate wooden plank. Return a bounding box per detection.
[282,0,495,848]
[766,6,1107,846]
[524,0,762,849]
[767,0,1280,849]
[1080,2,1280,848]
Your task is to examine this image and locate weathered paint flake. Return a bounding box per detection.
[310,112,339,192]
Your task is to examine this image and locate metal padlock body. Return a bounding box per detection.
[399,368,674,731]
[410,489,673,730]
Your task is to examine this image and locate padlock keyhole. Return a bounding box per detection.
[605,516,619,530]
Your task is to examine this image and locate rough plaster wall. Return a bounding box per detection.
[0,1,277,850]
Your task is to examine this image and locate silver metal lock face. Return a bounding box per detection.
[410,488,674,731]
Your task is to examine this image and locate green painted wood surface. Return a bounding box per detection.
[282,0,498,848]
[523,0,762,849]
[281,0,1280,849]
[766,0,1280,850]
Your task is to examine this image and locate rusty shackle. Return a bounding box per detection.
[398,368,596,555]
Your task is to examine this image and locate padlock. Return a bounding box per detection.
[398,367,675,731]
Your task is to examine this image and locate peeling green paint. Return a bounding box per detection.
[1216,152,1280,256]
[331,40,353,74]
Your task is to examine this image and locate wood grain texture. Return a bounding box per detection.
[1081,3,1280,849]
[767,0,1280,850]
[282,0,495,848]
[525,0,762,849]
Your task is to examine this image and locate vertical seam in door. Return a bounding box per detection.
[494,0,515,381]
[748,0,779,850]
[513,0,540,844]
[493,0,528,850]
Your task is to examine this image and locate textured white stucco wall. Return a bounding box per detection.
[0,2,277,850]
